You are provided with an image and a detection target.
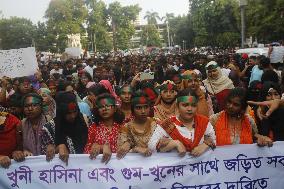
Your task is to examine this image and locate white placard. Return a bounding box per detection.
[1,142,284,189]
[65,47,82,57]
[0,47,38,78]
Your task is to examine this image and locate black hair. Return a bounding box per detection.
[165,69,179,81]
[259,82,282,101]
[92,93,124,124]
[65,59,73,65]
[79,71,93,81]
[118,84,132,96]
[130,90,151,112]
[261,70,279,84]
[18,76,30,84]
[225,88,248,112]
[8,93,23,107]
[176,88,199,105]
[259,56,270,69]
[54,91,88,153]
[88,84,109,96]
[22,93,43,107]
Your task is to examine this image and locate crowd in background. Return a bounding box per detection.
[0,45,284,168]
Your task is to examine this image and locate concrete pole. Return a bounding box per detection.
[239,0,247,48]
[241,6,245,48]
[166,21,170,47]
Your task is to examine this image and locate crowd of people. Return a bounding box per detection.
[0,48,284,168]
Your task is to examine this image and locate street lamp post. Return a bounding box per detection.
[166,20,170,47]
[239,0,248,48]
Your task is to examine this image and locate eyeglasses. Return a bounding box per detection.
[23,103,41,109]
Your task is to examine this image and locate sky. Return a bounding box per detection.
[0,0,189,24]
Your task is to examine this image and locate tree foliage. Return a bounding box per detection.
[144,11,161,25]
[0,17,36,50]
[45,0,88,52]
[86,0,112,52]
[140,25,162,47]
[108,2,141,50]
[246,0,284,43]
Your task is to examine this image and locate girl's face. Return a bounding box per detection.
[266,89,280,101]
[65,109,78,123]
[133,104,150,122]
[207,68,219,80]
[80,74,90,86]
[177,96,197,121]
[23,96,42,119]
[97,98,116,120]
[119,86,132,103]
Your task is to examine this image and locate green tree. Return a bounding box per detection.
[161,13,174,47]
[33,22,51,51]
[0,17,36,50]
[45,0,88,52]
[246,0,284,43]
[189,0,240,47]
[140,24,162,47]
[144,11,161,25]
[86,0,112,52]
[108,2,141,51]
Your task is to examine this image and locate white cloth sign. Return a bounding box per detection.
[1,142,284,189]
[0,47,38,78]
[270,46,284,63]
[65,47,82,57]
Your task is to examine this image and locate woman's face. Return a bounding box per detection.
[65,109,78,123]
[226,96,243,116]
[187,75,200,91]
[38,92,50,106]
[133,104,150,121]
[19,81,32,94]
[120,86,132,104]
[23,96,42,119]
[266,89,280,101]
[177,97,197,121]
[80,74,90,86]
[207,69,219,80]
[97,99,116,120]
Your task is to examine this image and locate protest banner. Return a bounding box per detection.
[0,47,38,78]
[1,142,284,189]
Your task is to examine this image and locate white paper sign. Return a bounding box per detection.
[1,142,284,189]
[65,47,82,57]
[0,47,38,78]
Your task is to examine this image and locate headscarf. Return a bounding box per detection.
[38,88,56,119]
[54,92,88,154]
[99,80,121,105]
[203,61,234,94]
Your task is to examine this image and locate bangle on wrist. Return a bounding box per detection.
[204,140,216,150]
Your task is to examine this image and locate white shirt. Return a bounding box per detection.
[50,69,63,75]
[148,121,216,152]
[84,65,97,78]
